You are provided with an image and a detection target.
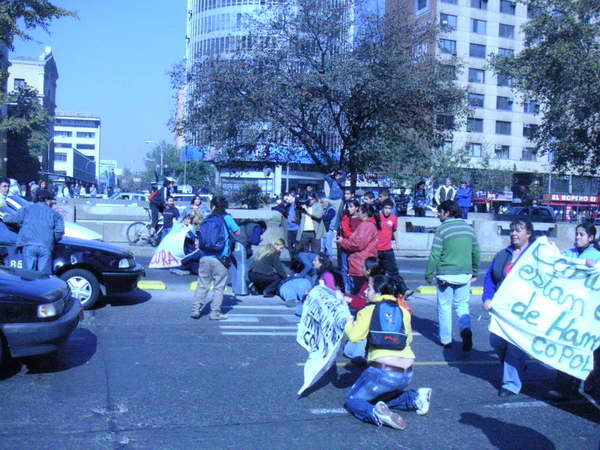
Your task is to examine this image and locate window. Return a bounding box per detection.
[436,115,455,130]
[441,65,457,80]
[495,145,510,159]
[54,130,72,137]
[468,93,484,108]
[467,118,484,132]
[76,132,96,138]
[496,96,513,111]
[13,78,26,90]
[55,143,72,148]
[527,5,542,18]
[498,47,514,57]
[468,68,485,83]
[469,43,486,58]
[500,0,516,15]
[442,0,457,3]
[496,121,512,135]
[471,0,487,9]
[497,73,512,87]
[523,124,539,138]
[54,152,67,162]
[499,23,515,39]
[416,0,430,15]
[55,119,99,128]
[439,39,457,55]
[439,140,453,153]
[76,144,95,150]
[522,147,537,161]
[441,13,457,31]
[523,101,540,114]
[469,143,483,157]
[471,19,486,35]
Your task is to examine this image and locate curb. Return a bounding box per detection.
[416,285,483,295]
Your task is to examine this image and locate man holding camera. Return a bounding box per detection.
[296,192,325,254]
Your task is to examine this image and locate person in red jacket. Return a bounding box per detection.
[336,204,380,294]
[339,200,361,292]
[377,199,409,293]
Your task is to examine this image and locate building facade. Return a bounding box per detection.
[0,40,9,177]
[8,47,58,173]
[53,113,100,184]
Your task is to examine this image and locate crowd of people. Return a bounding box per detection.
[181,174,599,431]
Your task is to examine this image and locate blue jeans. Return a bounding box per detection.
[490,333,527,393]
[343,339,367,360]
[339,250,351,293]
[321,230,334,257]
[23,244,52,274]
[298,252,317,278]
[436,280,471,345]
[461,207,469,219]
[345,366,418,425]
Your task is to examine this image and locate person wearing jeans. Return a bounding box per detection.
[426,200,480,351]
[344,274,432,429]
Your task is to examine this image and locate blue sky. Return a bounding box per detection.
[11,0,185,171]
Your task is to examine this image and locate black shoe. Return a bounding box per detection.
[440,342,452,349]
[461,328,473,352]
[546,389,569,402]
[498,388,517,397]
[263,293,275,298]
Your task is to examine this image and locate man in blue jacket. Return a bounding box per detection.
[4,189,64,274]
[324,170,346,231]
[456,181,473,219]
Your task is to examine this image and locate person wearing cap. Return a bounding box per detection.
[3,189,64,274]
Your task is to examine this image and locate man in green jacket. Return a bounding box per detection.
[426,200,480,352]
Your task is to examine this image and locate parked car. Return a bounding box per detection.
[0,267,80,363]
[494,206,557,223]
[0,197,145,309]
[109,192,148,202]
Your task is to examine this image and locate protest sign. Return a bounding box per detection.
[297,285,350,395]
[148,223,189,269]
[489,237,600,380]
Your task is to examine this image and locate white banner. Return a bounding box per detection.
[489,236,600,380]
[297,285,350,395]
[148,223,189,269]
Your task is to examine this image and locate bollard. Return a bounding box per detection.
[229,241,248,296]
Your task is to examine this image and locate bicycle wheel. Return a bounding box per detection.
[127,221,149,245]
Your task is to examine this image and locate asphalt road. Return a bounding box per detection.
[0,282,598,449]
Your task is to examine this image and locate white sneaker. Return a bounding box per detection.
[373,401,407,430]
[415,388,432,416]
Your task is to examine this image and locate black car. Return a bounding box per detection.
[0,267,80,363]
[1,238,144,309]
[494,206,557,223]
[0,197,145,309]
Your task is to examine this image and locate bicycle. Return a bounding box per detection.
[126,207,163,246]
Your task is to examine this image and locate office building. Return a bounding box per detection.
[53,113,101,184]
[389,0,600,209]
[8,47,58,173]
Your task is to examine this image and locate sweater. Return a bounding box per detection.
[340,220,379,276]
[249,251,288,278]
[426,218,480,282]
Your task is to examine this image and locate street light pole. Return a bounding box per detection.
[47,136,54,173]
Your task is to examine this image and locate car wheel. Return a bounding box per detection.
[60,269,101,310]
[126,221,149,245]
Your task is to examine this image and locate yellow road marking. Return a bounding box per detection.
[137,280,167,290]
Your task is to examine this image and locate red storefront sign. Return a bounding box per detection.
[543,194,599,203]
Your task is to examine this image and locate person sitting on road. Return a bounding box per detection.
[344,274,432,430]
[248,238,288,297]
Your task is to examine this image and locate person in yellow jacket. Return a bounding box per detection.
[344,274,432,430]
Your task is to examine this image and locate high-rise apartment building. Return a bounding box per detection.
[53,113,101,184]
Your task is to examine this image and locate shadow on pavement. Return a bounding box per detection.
[96,289,152,308]
[459,412,556,450]
[410,313,440,344]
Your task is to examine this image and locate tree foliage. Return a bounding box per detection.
[172,0,467,183]
[231,182,263,209]
[489,0,600,175]
[141,141,215,191]
[0,0,75,50]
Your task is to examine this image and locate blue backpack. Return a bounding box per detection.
[368,300,408,351]
[198,214,227,255]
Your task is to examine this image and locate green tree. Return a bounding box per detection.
[1,85,51,182]
[141,141,215,190]
[489,0,600,175]
[172,0,467,185]
[231,182,263,209]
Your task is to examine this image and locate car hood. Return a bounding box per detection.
[65,222,103,240]
[0,267,67,300]
[58,236,131,257]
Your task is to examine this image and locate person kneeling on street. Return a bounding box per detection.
[248,238,288,297]
[344,274,432,430]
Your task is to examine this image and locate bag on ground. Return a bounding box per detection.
[367,300,407,351]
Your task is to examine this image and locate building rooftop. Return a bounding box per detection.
[56,112,101,120]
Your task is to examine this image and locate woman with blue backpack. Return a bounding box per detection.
[344,274,432,430]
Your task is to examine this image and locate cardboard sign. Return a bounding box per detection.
[297,285,350,395]
[148,223,190,269]
[489,237,600,380]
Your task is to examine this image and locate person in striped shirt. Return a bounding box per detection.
[425,200,480,352]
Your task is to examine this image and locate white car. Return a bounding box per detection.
[109,192,148,202]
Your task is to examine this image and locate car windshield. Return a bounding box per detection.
[505,207,522,215]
